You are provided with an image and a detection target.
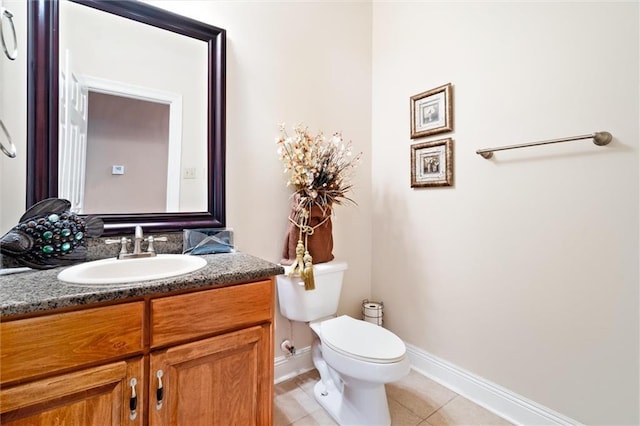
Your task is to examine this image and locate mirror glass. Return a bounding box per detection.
[28,0,226,235]
[58,0,208,214]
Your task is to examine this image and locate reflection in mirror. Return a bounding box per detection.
[83,92,170,214]
[58,0,207,215]
[27,0,226,235]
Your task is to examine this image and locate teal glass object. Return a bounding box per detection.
[75,231,84,240]
[42,245,54,254]
[43,231,53,240]
[61,242,71,252]
[47,214,60,223]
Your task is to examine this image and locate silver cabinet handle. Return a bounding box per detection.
[155,370,164,410]
[129,378,138,420]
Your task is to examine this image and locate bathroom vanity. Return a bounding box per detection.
[0,252,283,425]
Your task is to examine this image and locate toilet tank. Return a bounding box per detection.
[276,260,348,322]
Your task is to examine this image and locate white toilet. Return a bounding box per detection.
[276,260,410,426]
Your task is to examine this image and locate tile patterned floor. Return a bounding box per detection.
[274,369,514,426]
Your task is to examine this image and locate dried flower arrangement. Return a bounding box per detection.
[276,123,361,290]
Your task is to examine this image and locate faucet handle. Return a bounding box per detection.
[145,236,167,254]
[105,237,131,256]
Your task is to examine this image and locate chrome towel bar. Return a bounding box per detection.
[1,6,18,60]
[0,119,16,158]
[476,131,612,159]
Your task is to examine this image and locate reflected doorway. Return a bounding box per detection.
[58,65,183,214]
[84,93,170,214]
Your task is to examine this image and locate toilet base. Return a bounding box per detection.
[312,378,391,426]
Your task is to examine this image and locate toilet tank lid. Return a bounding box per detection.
[312,260,348,275]
[320,315,406,363]
[280,260,348,276]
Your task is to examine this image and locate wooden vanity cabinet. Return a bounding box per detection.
[148,279,274,426]
[0,278,275,426]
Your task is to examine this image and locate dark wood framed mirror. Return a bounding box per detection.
[27,0,225,236]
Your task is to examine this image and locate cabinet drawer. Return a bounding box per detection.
[1,302,144,385]
[151,280,273,348]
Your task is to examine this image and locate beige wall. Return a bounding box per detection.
[371,2,638,425]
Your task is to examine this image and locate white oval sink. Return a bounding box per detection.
[57,254,207,286]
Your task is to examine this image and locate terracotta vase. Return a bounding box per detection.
[281,197,334,266]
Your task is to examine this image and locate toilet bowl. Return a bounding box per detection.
[276,261,410,425]
[312,315,409,382]
[310,315,410,425]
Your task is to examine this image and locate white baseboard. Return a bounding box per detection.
[405,343,581,426]
[274,345,314,384]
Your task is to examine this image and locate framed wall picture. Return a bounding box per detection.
[410,83,453,139]
[410,138,453,188]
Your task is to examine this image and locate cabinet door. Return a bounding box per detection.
[0,357,144,426]
[149,324,273,426]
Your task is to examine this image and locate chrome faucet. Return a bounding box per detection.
[105,226,167,259]
[132,226,144,256]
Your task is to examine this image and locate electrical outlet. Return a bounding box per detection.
[183,167,196,179]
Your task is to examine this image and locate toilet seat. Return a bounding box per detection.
[319,315,406,364]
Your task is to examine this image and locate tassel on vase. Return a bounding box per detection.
[288,239,305,279]
[302,249,315,291]
[288,215,306,279]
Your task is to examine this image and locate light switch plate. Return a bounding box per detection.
[183,167,197,179]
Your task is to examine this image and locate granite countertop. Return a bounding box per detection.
[0,252,284,317]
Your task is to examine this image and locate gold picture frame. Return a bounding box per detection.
[410,83,453,139]
[410,138,453,188]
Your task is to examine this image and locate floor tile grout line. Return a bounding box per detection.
[424,393,460,422]
[387,395,430,421]
[274,381,320,426]
[387,388,460,422]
